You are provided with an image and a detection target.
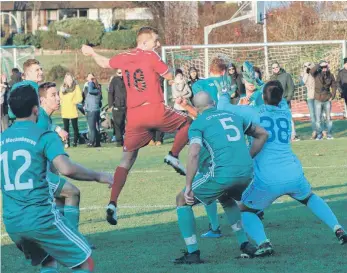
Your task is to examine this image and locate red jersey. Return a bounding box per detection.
[109,48,169,108]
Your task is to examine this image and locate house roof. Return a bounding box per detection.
[1,1,136,11]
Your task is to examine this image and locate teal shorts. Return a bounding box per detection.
[187,172,252,205]
[8,216,91,268]
[47,172,67,197]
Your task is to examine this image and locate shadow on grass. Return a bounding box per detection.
[2,196,346,273]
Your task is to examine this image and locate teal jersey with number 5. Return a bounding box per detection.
[189,108,253,178]
[254,104,303,184]
[1,121,67,232]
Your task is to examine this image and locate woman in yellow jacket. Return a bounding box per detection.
[60,73,82,148]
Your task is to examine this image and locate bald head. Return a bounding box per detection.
[193,91,215,112]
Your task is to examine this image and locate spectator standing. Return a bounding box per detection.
[311,60,337,140]
[187,67,199,103]
[0,74,10,132]
[60,73,82,148]
[336,57,347,119]
[85,73,102,147]
[270,62,299,141]
[8,68,22,88]
[301,62,317,139]
[228,63,245,104]
[171,72,192,112]
[108,69,126,147]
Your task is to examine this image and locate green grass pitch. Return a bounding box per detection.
[1,121,347,273]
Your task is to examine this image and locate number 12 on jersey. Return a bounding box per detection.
[1,150,33,191]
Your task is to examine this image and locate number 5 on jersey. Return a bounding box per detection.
[219,117,241,142]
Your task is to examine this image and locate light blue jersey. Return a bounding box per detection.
[254,103,303,184]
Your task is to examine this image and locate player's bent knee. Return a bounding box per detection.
[63,182,80,198]
[176,192,186,207]
[297,193,313,206]
[238,202,259,213]
[74,257,94,272]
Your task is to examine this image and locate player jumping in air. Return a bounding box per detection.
[237,81,347,257]
[173,91,268,264]
[1,85,113,272]
[81,27,192,225]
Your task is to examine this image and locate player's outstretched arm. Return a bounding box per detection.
[246,124,268,158]
[53,155,113,185]
[81,45,111,69]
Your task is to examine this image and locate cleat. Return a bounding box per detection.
[106,203,118,225]
[164,152,186,176]
[316,134,323,140]
[254,240,274,257]
[327,135,334,140]
[291,136,300,142]
[240,242,257,258]
[335,228,347,245]
[322,131,328,139]
[173,250,204,264]
[257,211,265,220]
[201,226,222,238]
[311,131,317,140]
[148,140,155,146]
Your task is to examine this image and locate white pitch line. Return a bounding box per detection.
[104,165,346,174]
[1,201,288,239]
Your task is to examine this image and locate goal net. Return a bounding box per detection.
[1,45,35,76]
[162,41,347,120]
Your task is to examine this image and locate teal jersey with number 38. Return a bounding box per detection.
[189,108,253,178]
[253,104,303,184]
[1,121,67,232]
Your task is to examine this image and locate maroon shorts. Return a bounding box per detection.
[123,103,190,152]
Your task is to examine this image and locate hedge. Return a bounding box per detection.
[40,31,66,50]
[101,30,136,50]
[53,18,104,46]
[46,65,69,81]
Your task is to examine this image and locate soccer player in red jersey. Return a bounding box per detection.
[82,27,192,225]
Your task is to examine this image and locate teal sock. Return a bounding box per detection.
[204,201,220,231]
[40,267,58,273]
[241,211,267,245]
[56,204,64,215]
[307,194,340,231]
[220,198,248,246]
[177,206,198,253]
[64,205,80,230]
[72,270,91,273]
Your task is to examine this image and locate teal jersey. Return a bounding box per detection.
[192,77,226,103]
[189,107,253,178]
[37,107,53,131]
[1,121,67,232]
[254,103,303,184]
[8,80,39,119]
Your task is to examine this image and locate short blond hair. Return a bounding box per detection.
[209,58,226,74]
[23,59,40,73]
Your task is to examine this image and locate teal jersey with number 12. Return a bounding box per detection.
[1,121,67,233]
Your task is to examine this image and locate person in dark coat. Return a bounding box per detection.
[108,69,127,147]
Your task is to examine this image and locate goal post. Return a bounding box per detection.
[162,40,347,120]
[0,45,35,76]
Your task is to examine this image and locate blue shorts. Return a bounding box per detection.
[241,175,312,210]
